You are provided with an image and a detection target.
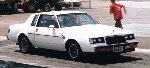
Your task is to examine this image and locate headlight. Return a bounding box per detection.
[89,37,105,44]
[125,34,135,40]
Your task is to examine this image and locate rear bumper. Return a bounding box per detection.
[94,42,138,53]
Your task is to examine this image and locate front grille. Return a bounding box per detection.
[105,35,126,45]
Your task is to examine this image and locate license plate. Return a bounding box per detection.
[113,46,123,52]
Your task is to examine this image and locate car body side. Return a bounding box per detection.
[7,11,138,54]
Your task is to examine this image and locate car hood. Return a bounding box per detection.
[62,24,133,38]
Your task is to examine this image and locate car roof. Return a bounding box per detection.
[35,11,87,15]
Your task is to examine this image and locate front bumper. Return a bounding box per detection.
[95,42,138,53]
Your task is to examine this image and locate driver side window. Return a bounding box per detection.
[36,15,58,27]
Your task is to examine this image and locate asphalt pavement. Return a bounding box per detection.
[0,0,150,68]
[1,0,150,49]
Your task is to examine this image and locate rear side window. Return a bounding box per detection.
[31,15,39,26]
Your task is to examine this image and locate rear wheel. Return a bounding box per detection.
[66,41,82,60]
[19,35,34,53]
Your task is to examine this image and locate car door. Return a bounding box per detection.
[35,14,65,50]
[27,14,39,46]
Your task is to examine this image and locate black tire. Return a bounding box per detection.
[40,4,51,12]
[66,41,82,60]
[27,1,38,13]
[19,35,34,53]
[21,1,38,13]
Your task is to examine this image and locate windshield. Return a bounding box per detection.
[57,13,98,27]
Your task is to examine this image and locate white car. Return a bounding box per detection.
[7,11,138,60]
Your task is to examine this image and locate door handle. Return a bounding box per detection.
[36,29,38,32]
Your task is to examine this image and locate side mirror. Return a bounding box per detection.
[48,25,55,28]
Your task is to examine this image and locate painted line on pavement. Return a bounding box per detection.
[135,48,150,54]
[0,36,7,41]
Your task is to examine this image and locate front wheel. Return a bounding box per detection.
[66,42,82,60]
[19,36,34,53]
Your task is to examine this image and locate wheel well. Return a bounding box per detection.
[65,39,82,51]
[18,33,27,45]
